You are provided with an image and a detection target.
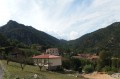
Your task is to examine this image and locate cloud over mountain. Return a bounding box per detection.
[0,0,120,40]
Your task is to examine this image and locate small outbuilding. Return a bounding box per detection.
[46,48,59,55]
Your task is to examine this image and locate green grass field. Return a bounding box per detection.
[1,60,85,79]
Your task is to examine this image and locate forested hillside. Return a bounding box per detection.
[68,22,120,54]
[0,20,60,46]
[0,20,120,55]
[0,33,8,47]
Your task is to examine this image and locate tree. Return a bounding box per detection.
[15,49,28,71]
[4,46,14,65]
[6,47,28,70]
[102,66,111,72]
[62,59,71,69]
[70,58,81,71]
[83,64,94,73]
[18,54,27,71]
[97,51,112,71]
[0,33,8,47]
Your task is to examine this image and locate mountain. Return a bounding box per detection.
[0,20,120,54]
[68,22,120,54]
[0,33,8,47]
[0,20,60,46]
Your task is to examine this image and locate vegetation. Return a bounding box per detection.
[62,58,95,73]
[83,65,94,73]
[66,22,120,55]
[97,51,111,71]
[1,60,85,79]
[0,33,8,47]
[62,51,120,74]
[0,20,60,46]
[0,20,120,78]
[96,51,120,72]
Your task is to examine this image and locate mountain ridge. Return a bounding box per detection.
[0,20,60,46]
[0,20,120,54]
[68,22,120,54]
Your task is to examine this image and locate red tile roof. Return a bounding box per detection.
[32,54,61,59]
[72,54,99,60]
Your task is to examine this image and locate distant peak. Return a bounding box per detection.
[7,20,18,24]
[112,22,120,25]
[5,20,24,29]
[8,20,15,22]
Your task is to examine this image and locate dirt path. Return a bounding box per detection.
[82,72,116,79]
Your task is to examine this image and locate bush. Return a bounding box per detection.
[56,66,64,72]
[83,64,94,73]
[62,60,71,69]
[16,77,20,79]
[111,67,118,72]
[70,58,81,71]
[102,66,111,72]
[107,71,114,75]
[78,67,82,73]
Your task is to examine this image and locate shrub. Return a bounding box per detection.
[62,60,71,69]
[83,64,94,73]
[102,66,111,72]
[107,71,114,75]
[70,58,81,71]
[16,77,20,79]
[78,67,82,73]
[56,66,64,72]
[111,67,118,72]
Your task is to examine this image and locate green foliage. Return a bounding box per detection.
[2,47,40,69]
[54,66,64,72]
[83,64,94,73]
[8,39,28,48]
[96,51,120,72]
[78,67,82,73]
[62,59,71,69]
[102,66,111,72]
[70,58,81,71]
[2,60,82,79]
[62,57,95,73]
[20,48,41,56]
[111,67,118,72]
[80,59,93,68]
[67,22,120,54]
[97,51,112,71]
[62,58,82,71]
[0,33,8,47]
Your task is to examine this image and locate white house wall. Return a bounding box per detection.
[34,58,62,66]
[46,48,59,55]
[49,58,61,66]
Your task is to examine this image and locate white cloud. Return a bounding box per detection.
[0,0,11,25]
[0,0,120,40]
[69,31,78,40]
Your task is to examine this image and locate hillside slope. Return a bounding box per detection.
[0,20,60,46]
[69,22,120,54]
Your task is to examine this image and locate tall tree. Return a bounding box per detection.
[97,51,111,71]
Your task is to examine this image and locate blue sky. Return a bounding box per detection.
[0,0,120,40]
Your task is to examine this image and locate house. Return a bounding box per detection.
[32,54,62,70]
[46,48,59,56]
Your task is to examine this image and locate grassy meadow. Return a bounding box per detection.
[0,60,86,79]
